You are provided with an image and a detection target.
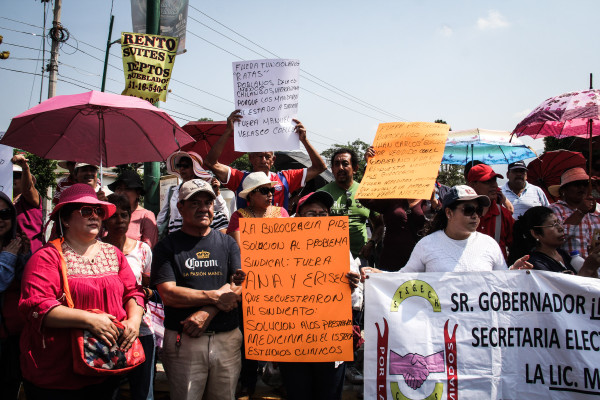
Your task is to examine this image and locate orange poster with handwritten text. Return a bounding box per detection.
[356,122,450,199]
[240,217,353,362]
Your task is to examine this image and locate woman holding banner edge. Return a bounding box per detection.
[364,185,532,274]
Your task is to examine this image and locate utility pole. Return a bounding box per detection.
[144,0,161,214]
[47,0,62,98]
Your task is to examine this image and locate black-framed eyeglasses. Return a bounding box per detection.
[534,221,563,229]
[459,204,484,217]
[175,163,192,169]
[0,208,12,221]
[345,191,352,209]
[78,206,105,219]
[252,187,275,195]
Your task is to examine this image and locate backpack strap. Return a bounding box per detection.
[49,238,74,309]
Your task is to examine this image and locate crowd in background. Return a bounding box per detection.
[1,109,599,400]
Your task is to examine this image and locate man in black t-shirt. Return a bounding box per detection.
[151,178,244,400]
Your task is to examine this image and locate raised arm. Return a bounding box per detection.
[12,154,40,207]
[293,119,326,182]
[204,110,243,182]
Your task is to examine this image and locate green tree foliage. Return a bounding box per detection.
[18,151,58,199]
[230,154,252,172]
[434,119,465,187]
[321,139,370,182]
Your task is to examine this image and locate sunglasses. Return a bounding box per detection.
[459,204,484,217]
[175,163,192,169]
[252,187,275,195]
[78,206,106,219]
[0,208,12,221]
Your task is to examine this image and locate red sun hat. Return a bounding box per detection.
[49,183,116,221]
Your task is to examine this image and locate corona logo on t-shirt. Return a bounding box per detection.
[184,256,218,270]
[196,250,210,259]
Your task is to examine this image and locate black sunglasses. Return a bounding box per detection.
[459,204,484,217]
[0,208,12,221]
[175,163,191,169]
[78,206,106,219]
[252,187,275,195]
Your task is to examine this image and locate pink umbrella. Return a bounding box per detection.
[1,91,195,167]
[513,89,600,176]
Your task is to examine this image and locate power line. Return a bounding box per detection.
[3,42,49,52]
[0,16,43,29]
[0,26,43,37]
[187,6,410,122]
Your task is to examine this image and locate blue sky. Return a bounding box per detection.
[1,0,599,161]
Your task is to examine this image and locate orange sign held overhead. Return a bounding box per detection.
[240,217,353,362]
[356,122,450,200]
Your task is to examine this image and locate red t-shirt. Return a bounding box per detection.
[225,167,306,209]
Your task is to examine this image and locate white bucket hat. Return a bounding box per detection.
[238,172,276,199]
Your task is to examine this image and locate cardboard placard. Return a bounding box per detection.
[356,122,450,200]
[232,59,300,152]
[240,217,353,362]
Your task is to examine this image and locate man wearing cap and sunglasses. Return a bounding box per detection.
[549,167,600,259]
[467,163,514,259]
[151,179,244,400]
[501,160,549,219]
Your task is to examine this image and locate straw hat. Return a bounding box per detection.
[166,151,212,181]
[548,167,589,197]
[49,183,116,221]
[238,172,276,199]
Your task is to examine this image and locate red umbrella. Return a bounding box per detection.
[526,150,587,203]
[181,121,244,166]
[1,91,194,166]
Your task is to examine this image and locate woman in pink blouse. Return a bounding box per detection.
[108,170,158,248]
[19,184,145,399]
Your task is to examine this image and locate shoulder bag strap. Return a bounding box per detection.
[49,238,74,309]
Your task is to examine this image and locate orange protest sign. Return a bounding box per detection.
[240,217,353,362]
[356,122,450,199]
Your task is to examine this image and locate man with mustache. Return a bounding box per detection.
[501,160,549,219]
[204,110,326,212]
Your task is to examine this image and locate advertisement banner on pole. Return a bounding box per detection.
[130,0,189,54]
[121,32,178,103]
[232,59,300,152]
[364,270,600,399]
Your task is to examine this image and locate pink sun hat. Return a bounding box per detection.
[49,183,116,221]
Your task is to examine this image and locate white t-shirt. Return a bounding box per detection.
[402,230,508,273]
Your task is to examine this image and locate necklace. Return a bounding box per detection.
[249,206,269,218]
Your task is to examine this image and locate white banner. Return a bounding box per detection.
[364,271,600,399]
[232,58,300,152]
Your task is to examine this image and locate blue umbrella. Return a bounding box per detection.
[441,128,537,165]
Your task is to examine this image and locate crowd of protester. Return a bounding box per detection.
[1,109,599,400]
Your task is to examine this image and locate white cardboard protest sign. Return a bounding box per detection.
[232,59,300,152]
[364,271,600,399]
